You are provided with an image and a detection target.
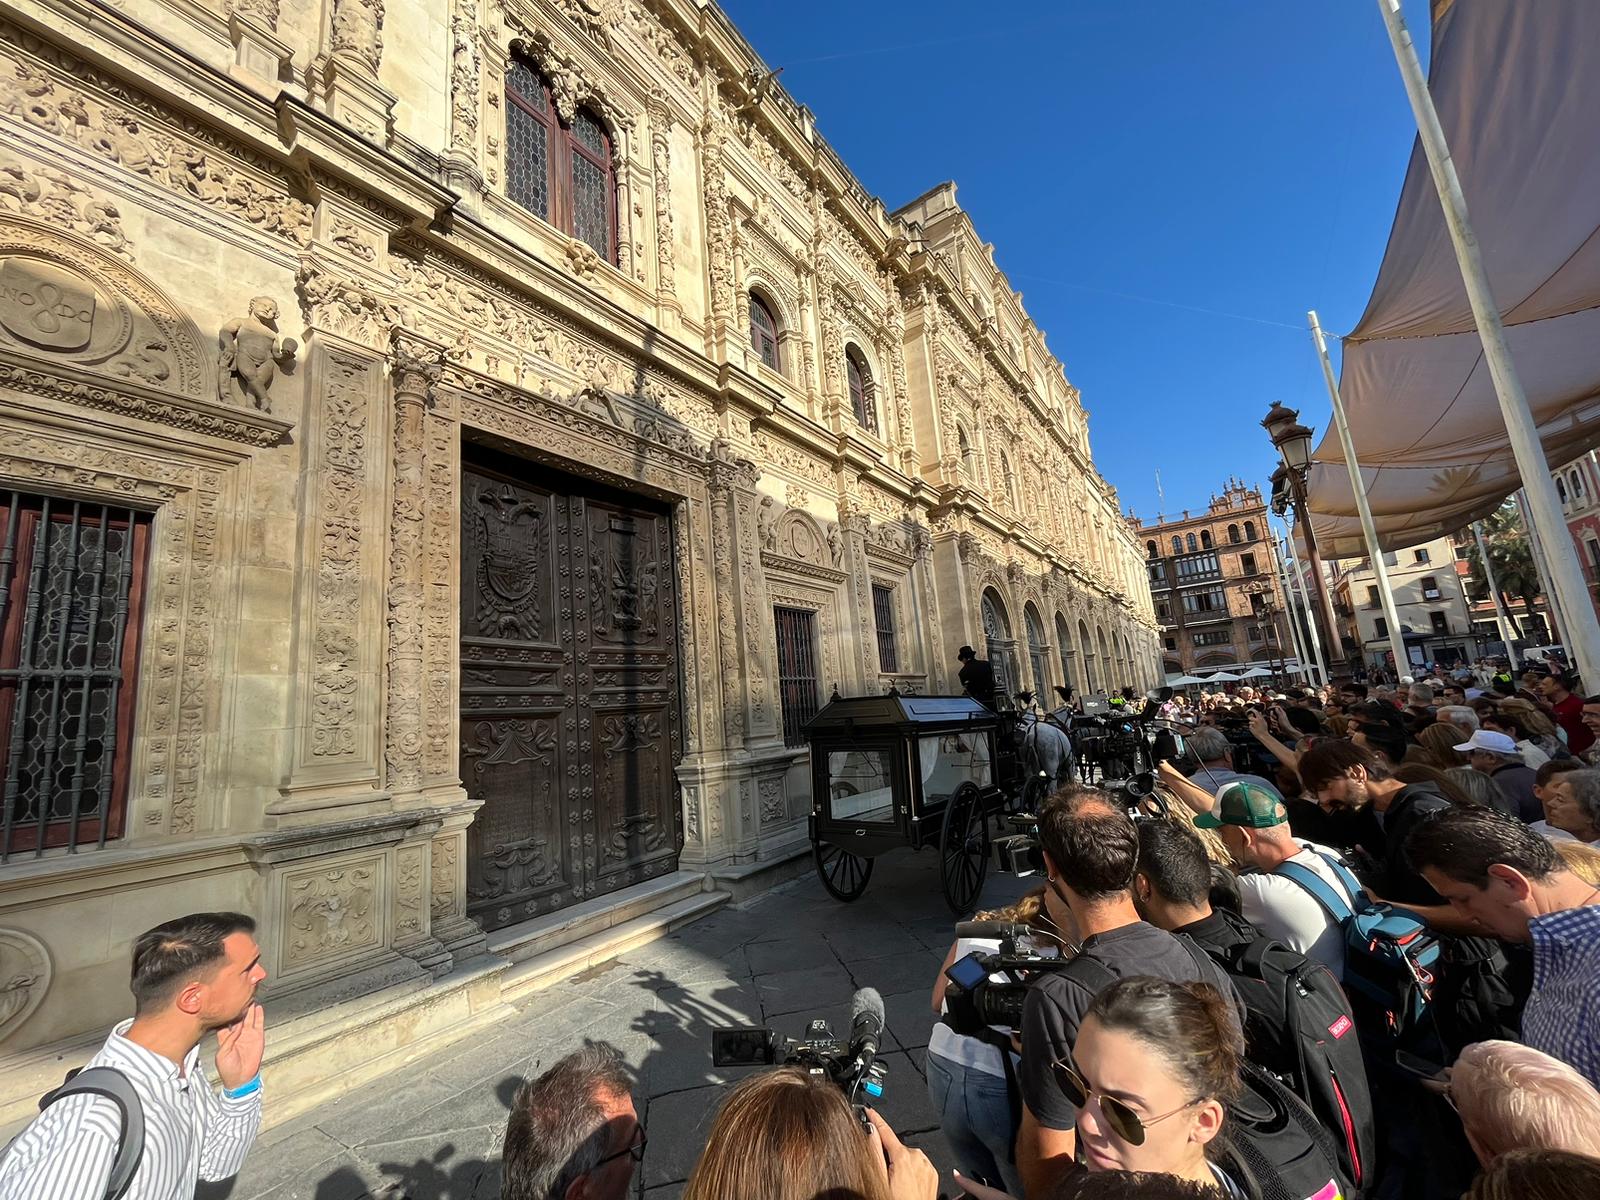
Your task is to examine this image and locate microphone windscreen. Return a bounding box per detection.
[850,986,885,1027]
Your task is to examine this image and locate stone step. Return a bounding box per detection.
[487,870,712,966]
[500,889,729,1003]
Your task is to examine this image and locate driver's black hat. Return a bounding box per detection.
[957,645,976,660]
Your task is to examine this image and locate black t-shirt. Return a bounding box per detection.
[1373,782,1453,907]
[1019,921,1239,1130]
[1175,908,1258,958]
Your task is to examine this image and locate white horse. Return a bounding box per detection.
[1016,708,1075,787]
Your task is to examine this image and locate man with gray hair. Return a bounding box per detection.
[1179,724,1282,812]
[503,1042,641,1200]
[1438,704,1481,737]
[1458,729,1540,823]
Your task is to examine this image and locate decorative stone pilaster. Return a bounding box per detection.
[815,255,845,422]
[386,331,445,803]
[706,439,758,747]
[839,506,876,686]
[430,809,487,963]
[646,92,678,314]
[700,114,736,355]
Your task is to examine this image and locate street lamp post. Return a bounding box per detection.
[1262,404,1343,674]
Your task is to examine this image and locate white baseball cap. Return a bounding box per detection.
[1454,729,1518,755]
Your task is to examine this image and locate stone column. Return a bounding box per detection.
[443,0,483,193]
[796,264,818,418]
[706,443,754,749]
[815,256,845,424]
[313,0,398,142]
[386,331,445,805]
[700,114,736,360]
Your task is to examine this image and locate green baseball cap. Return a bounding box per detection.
[1194,779,1288,830]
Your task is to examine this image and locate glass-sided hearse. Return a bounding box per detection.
[803,690,1018,914]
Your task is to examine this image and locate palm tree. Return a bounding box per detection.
[1459,503,1547,641]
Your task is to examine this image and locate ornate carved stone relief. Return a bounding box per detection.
[218,296,297,413]
[0,39,313,249]
[0,927,49,1044]
[285,859,381,970]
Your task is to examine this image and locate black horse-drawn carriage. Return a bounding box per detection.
[804,689,1163,914]
[803,691,1025,914]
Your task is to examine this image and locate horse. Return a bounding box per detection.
[1015,706,1075,793]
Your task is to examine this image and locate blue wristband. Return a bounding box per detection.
[223,1075,261,1100]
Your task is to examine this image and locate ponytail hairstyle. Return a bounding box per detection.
[1086,977,1244,1110]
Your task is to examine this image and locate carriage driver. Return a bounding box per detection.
[957,646,998,710]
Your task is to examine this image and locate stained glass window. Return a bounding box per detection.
[750,295,780,370]
[503,60,616,264]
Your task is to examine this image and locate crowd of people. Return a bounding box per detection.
[5,658,1599,1200]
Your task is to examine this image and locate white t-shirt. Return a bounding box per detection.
[1529,819,1599,845]
[1238,840,1360,978]
[928,935,1058,1077]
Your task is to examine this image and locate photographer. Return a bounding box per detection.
[1015,790,1236,1198]
[1166,727,1281,815]
[682,1068,935,1200]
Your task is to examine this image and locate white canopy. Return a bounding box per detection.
[1238,667,1274,679]
[1170,674,1207,686]
[1204,671,1243,682]
[1304,0,1600,557]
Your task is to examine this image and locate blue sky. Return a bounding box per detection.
[718,0,1433,523]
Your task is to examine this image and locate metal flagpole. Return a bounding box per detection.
[1471,519,1520,671]
[1517,489,1566,649]
[1275,534,1314,684]
[1309,310,1413,678]
[1376,0,1600,686]
[1282,523,1330,686]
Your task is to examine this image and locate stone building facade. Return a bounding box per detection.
[1328,536,1477,671]
[0,0,1156,1119]
[1133,481,1294,677]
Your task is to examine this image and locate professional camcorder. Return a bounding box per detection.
[710,987,887,1120]
[941,920,1080,1033]
[992,772,1170,877]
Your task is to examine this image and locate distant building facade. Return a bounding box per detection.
[1556,453,1600,627]
[1133,482,1293,679]
[1330,536,1477,670]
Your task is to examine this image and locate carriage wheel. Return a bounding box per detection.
[814,841,874,902]
[940,782,991,915]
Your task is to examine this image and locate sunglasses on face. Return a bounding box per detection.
[592,1125,647,1168]
[1052,1060,1202,1146]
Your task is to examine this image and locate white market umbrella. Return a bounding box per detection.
[1171,675,1206,686]
[1238,667,1274,679]
[1204,671,1243,682]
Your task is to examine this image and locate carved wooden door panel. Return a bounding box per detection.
[459,455,680,931]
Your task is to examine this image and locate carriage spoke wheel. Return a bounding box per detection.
[940,782,991,915]
[814,842,874,902]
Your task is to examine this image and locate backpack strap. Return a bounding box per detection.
[1057,953,1118,997]
[38,1067,144,1200]
[1304,849,1369,908]
[1274,861,1358,926]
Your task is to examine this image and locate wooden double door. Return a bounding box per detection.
[459,450,681,930]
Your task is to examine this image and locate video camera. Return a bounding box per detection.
[710,987,887,1121]
[941,920,1080,1033]
[992,771,1170,877]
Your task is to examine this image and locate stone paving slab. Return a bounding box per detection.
[202,850,1030,1200]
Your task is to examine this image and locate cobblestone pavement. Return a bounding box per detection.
[200,850,1031,1200]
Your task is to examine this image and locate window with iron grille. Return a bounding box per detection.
[1181,587,1227,615]
[847,350,878,435]
[774,606,820,747]
[504,58,617,263]
[1193,630,1232,647]
[0,494,151,862]
[871,585,898,673]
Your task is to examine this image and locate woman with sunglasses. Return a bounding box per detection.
[957,977,1252,1200]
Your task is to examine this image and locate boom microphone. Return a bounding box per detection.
[848,987,885,1062]
[954,920,1032,941]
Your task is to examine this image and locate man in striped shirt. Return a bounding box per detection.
[0,911,267,1199]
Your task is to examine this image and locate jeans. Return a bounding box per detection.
[925,1049,1022,1197]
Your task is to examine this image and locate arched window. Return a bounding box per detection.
[1171,536,1182,555]
[846,347,877,434]
[1228,524,1240,544]
[957,425,977,477]
[749,293,780,371]
[1146,540,1158,559]
[1186,533,1197,552]
[1200,529,1214,550]
[1558,476,1569,503]
[1573,470,1586,498]
[505,58,617,263]
[1244,520,1257,541]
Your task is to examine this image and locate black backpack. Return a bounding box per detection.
[1220,1060,1354,1200]
[1201,911,1374,1196]
[0,1066,144,1199]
